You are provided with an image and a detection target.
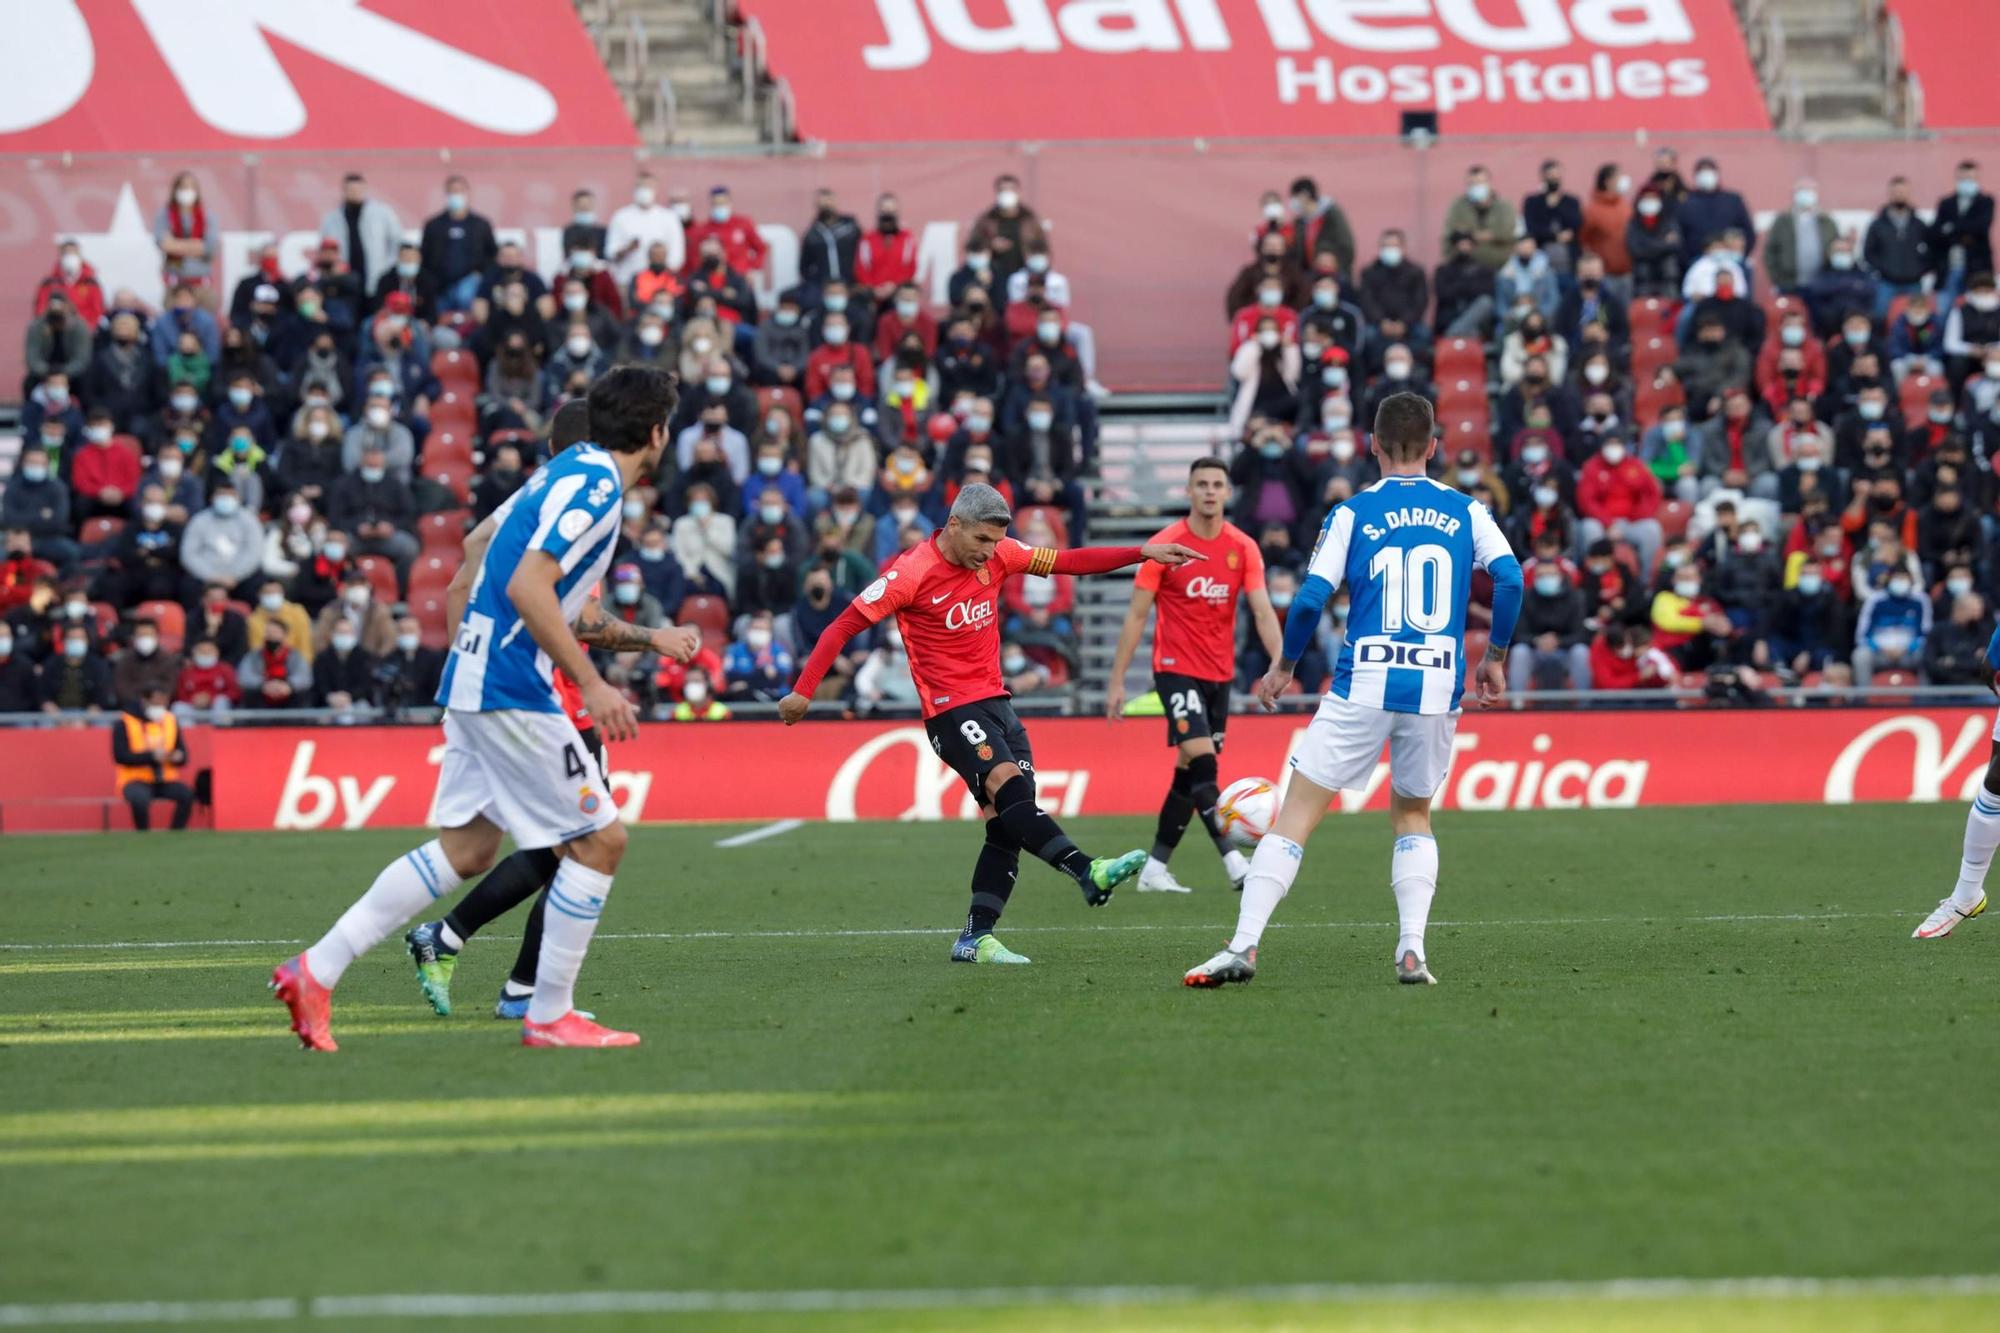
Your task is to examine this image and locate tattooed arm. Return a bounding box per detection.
[572,599,700,660]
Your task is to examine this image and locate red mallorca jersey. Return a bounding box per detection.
[1134,519,1264,682]
[852,533,1057,719]
[551,577,605,728]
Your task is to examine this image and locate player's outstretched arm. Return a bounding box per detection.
[1104,587,1156,720]
[572,599,699,662]
[1039,543,1204,577]
[508,551,638,741]
[780,602,874,725]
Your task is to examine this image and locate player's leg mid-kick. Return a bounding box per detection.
[1914,698,2000,938]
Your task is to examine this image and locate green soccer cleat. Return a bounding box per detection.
[404,922,458,1016]
[951,930,1032,964]
[1081,849,1146,906]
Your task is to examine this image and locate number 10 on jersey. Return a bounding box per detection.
[1368,544,1452,634]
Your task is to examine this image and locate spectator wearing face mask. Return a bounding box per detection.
[1761,179,1836,293]
[1799,239,1874,339]
[154,171,217,303]
[177,482,262,597]
[874,283,937,365]
[1852,567,1931,683]
[0,531,57,620]
[804,311,877,403]
[1694,387,1777,500]
[1673,317,1751,422]
[1499,309,1567,390]
[370,242,431,323]
[999,394,1088,541]
[1925,590,1994,686]
[325,445,417,589]
[1580,165,1634,285]
[1557,252,1629,353]
[1773,408,1840,512]
[1931,161,1994,303]
[936,318,1002,404]
[735,529,800,616]
[1227,231,1308,327]
[1229,425,1313,543]
[36,241,106,330]
[1296,272,1364,358]
[856,193,916,306]
[26,293,93,393]
[742,441,808,516]
[1625,187,1684,298]
[1495,357,1578,454]
[1509,562,1591,691]
[113,614,182,702]
[1496,236,1560,330]
[1357,229,1430,347]
[419,175,498,312]
[1577,436,1664,574]
[339,392,416,484]
[807,402,879,503]
[1441,165,1516,272]
[1227,317,1301,439]
[1502,433,1577,548]
[1921,486,1983,574]
[1942,272,2000,387]
[86,309,165,437]
[238,614,313,709]
[22,371,84,459]
[365,614,438,713]
[1858,175,1931,319]
[662,665,728,720]
[812,485,877,556]
[111,686,193,827]
[312,569,395,658]
[1357,345,1434,429]
[722,610,795,703]
[246,578,315,659]
[1650,563,1741,672]
[1673,158,1755,270]
[1758,312,1829,413]
[675,400,752,485]
[274,405,351,507]
[1847,517,1923,598]
[1765,560,1842,678]
[671,483,738,600]
[1590,622,1679,689]
[752,293,812,390]
[683,186,768,280]
[967,174,1045,287]
[180,583,245,667]
[37,622,114,713]
[1522,159,1583,270]
[68,412,136,523]
[605,172,684,290]
[318,172,401,298]
[1886,294,1945,383]
[1433,231,1496,337]
[175,635,240,713]
[101,486,187,607]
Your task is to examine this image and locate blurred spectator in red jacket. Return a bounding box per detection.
[1756,307,1827,413]
[175,637,241,712]
[805,313,875,402]
[857,193,917,307]
[70,412,140,522]
[1229,269,1302,355]
[1577,435,1665,573]
[874,282,937,362]
[1590,623,1678,688]
[683,186,768,278]
[0,530,56,613]
[36,241,106,330]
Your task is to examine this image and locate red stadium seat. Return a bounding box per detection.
[1440,414,1492,460]
[409,554,455,598]
[1658,500,1691,541]
[1436,376,1486,417]
[1629,297,1677,341]
[419,510,469,553]
[1885,293,1912,331]
[430,391,476,435]
[1463,629,1490,665]
[1632,375,1685,429]
[427,463,473,505]
[354,555,399,604]
[431,349,479,390]
[80,516,124,546]
[677,594,731,647]
[90,601,120,640]
[425,429,475,470]
[133,600,186,653]
[1632,335,1675,377]
[1433,337,1484,379]
[1901,373,1945,424]
[755,386,803,425]
[411,594,452,650]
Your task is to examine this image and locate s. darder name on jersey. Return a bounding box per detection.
[1361,508,1463,541]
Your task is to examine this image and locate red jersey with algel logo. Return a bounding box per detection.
[853,534,1057,719]
[1134,519,1264,681]
[552,579,605,728]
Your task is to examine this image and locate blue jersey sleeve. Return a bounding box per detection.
[528,463,621,567]
[1986,624,2000,673]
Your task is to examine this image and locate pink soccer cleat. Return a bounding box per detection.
[270,954,337,1052]
[521,1011,641,1048]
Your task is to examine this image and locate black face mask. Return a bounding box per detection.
[817,206,836,223]
[877,214,899,234]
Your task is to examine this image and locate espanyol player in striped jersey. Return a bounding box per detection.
[1184,392,1524,990]
[272,367,682,1051]
[1912,625,2000,938]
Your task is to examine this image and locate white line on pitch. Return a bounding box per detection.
[711,818,804,849]
[3,1274,1999,1326]
[0,909,1907,953]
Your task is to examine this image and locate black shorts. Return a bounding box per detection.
[1153,673,1231,751]
[925,697,1034,807]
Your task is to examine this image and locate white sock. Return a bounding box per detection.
[438,921,465,951]
[305,840,463,988]
[1391,833,1439,962]
[1229,835,1302,954]
[1955,789,2000,909]
[528,860,616,1024]
[1222,848,1249,882]
[1144,855,1170,876]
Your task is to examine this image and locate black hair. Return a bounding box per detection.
[583,366,679,455]
[1373,392,1435,462]
[549,398,592,452]
[1189,456,1229,478]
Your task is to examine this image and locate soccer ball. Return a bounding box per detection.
[1216,777,1278,850]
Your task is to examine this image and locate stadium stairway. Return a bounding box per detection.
[1740,0,1902,136]
[1074,403,1234,710]
[582,0,789,148]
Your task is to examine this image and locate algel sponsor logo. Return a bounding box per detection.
[1183,575,1234,603]
[942,598,997,631]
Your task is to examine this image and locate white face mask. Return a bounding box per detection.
[639,325,665,347]
[142,502,167,524]
[1888,577,1913,598]
[1637,197,1662,219]
[635,186,656,207]
[623,498,647,521]
[1466,182,1491,204]
[322,542,346,562]
[1533,484,1560,508]
[1795,188,1817,210]
[1256,329,1280,350]
[307,419,330,441]
[210,495,240,517]
[193,650,218,669]
[133,635,158,657]
[1522,444,1549,466]
[688,499,712,520]
[365,406,391,429]
[1675,580,1702,599]
[996,190,1019,211]
[395,633,419,653]
[331,632,359,653]
[1695,168,1719,191]
[566,336,592,359]
[824,325,850,346]
[1601,444,1627,465]
[1384,359,1411,381]
[175,187,197,207]
[260,593,284,613]
[1379,246,1402,266]
[710,204,732,223]
[144,703,167,721]
[746,628,772,650]
[683,680,708,702]
[563,292,588,312]
[158,457,182,481]
[1329,437,1356,463]
[1948,576,1974,598]
[344,587,370,609]
[170,392,197,413]
[1584,364,1609,385]
[895,300,919,321]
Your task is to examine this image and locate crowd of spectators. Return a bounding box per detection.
[1224,155,1999,696]
[3,170,1101,717]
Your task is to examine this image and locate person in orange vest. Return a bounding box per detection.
[112,685,193,830]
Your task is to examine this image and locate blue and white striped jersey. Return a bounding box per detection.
[436,444,624,713]
[1305,475,1517,714]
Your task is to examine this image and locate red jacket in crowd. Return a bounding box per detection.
[805,343,877,402]
[1589,632,1677,689]
[874,306,938,361]
[36,261,107,329]
[176,658,241,709]
[71,438,141,504]
[1228,304,1300,354]
[856,228,918,294]
[1755,335,1827,413]
[0,552,56,612]
[684,216,768,276]
[1577,452,1663,524]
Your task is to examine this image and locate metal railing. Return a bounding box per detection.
[740,16,768,125]
[645,72,680,145]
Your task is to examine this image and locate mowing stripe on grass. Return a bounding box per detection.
[0,909,1909,956]
[4,1275,2000,1326]
[0,1022,492,1047]
[713,818,804,848]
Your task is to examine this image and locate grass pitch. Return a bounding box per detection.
[1,804,1996,1330]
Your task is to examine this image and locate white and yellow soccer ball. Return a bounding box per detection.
[1216,776,1278,849]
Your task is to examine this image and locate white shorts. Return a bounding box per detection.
[433,709,617,849]
[1289,692,1460,799]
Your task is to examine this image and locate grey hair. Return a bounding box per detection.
[950,482,1013,528]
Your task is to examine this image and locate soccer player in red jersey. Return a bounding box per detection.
[402,400,697,1018]
[1106,457,1282,893]
[781,483,1202,964]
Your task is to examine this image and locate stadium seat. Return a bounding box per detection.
[134,600,186,652]
[1433,337,1484,379]
[1632,373,1685,429]
[354,555,399,604]
[1463,629,1490,665]
[1629,297,1677,341]
[431,348,479,391]
[80,516,124,546]
[409,555,455,598]
[431,391,477,432]
[425,429,474,470]
[1885,293,1911,331]
[419,510,469,554]
[1901,372,1944,423]
[90,601,119,640]
[1441,415,1491,460]
[411,594,451,650]
[678,594,731,648]
[1436,376,1486,418]
[1632,335,1675,378]
[1658,500,1691,541]
[755,386,803,425]
[427,462,473,505]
